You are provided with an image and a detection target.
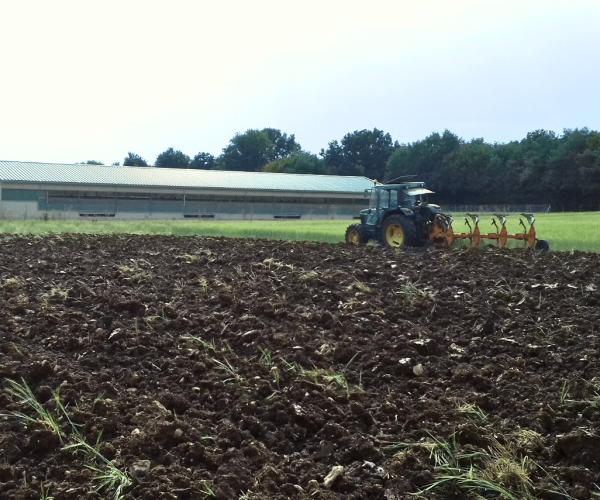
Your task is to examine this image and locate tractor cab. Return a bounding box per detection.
[345,181,443,248]
[365,186,398,225]
[361,182,438,228]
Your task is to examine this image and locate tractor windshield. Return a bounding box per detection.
[369,189,378,209]
[372,189,398,210]
[371,189,398,210]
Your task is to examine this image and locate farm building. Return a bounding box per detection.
[0,161,374,221]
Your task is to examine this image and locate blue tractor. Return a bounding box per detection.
[345,181,446,248]
[346,180,550,251]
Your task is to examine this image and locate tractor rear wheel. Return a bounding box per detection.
[345,224,367,246]
[380,215,417,248]
[534,239,550,253]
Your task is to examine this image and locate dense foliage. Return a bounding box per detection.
[385,128,600,211]
[218,128,301,172]
[189,152,216,170]
[123,152,149,167]
[155,147,191,169]
[263,153,325,175]
[320,128,396,180]
[78,160,104,165]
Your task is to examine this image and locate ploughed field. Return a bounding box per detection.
[1,233,599,500]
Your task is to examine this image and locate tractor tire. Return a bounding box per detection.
[534,239,550,253]
[380,215,417,249]
[345,224,368,246]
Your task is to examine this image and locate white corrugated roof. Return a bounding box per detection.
[0,161,374,193]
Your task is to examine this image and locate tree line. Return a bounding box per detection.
[385,128,600,211]
[85,126,600,211]
[105,127,396,180]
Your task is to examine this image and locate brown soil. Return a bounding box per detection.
[1,233,599,500]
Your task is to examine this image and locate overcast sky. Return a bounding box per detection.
[1,0,599,165]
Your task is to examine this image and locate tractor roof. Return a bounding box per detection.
[405,187,435,195]
[375,181,432,193]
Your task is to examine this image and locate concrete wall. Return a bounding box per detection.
[0,203,358,221]
[0,201,39,220]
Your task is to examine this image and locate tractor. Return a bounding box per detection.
[345,180,549,251]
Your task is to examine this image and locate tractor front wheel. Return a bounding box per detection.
[345,224,367,246]
[380,215,417,248]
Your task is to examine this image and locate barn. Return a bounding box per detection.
[0,161,374,221]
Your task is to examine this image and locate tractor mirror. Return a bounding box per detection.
[364,189,370,198]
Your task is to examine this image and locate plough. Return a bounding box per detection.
[430,212,550,251]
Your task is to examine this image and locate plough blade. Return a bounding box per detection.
[430,213,538,249]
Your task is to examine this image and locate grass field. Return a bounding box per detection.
[0,212,598,252]
[524,212,600,252]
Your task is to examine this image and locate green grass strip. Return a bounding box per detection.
[0,212,598,251]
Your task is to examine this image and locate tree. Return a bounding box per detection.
[263,154,325,175]
[79,160,104,165]
[321,129,395,179]
[155,147,191,169]
[262,128,301,160]
[385,130,462,190]
[544,128,590,195]
[341,128,395,180]
[218,128,300,172]
[482,141,522,202]
[190,152,216,169]
[588,132,600,152]
[521,130,557,167]
[439,138,492,198]
[219,130,273,171]
[579,132,600,201]
[320,140,355,175]
[123,152,149,167]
